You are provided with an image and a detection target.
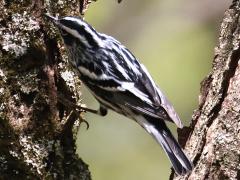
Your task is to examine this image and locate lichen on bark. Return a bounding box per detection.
[0,0,92,179]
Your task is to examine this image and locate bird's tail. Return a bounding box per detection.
[136,116,193,175]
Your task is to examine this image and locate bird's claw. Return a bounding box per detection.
[80,118,90,130]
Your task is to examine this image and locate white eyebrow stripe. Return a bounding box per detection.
[61,25,91,47]
[62,17,104,47]
[64,17,85,26]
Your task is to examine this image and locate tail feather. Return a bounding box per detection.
[136,116,193,175]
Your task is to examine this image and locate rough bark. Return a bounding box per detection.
[0,0,92,179]
[171,0,240,179]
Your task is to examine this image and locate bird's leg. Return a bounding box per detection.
[64,110,89,130]
[57,92,108,116]
[79,105,108,116]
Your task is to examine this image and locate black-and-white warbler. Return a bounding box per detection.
[45,14,193,175]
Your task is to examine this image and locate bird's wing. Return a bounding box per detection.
[83,61,183,128]
[137,63,183,128]
[78,45,183,128]
[116,71,184,128]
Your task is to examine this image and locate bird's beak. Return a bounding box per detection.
[44,13,58,25]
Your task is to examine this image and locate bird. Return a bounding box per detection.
[45,14,193,175]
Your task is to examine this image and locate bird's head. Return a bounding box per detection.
[45,14,103,49]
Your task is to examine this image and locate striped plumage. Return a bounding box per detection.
[45,14,193,175]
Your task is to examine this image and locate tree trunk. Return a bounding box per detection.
[0,1,91,179]
[171,0,240,179]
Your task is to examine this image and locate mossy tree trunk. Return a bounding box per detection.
[171,0,240,179]
[0,0,91,179]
